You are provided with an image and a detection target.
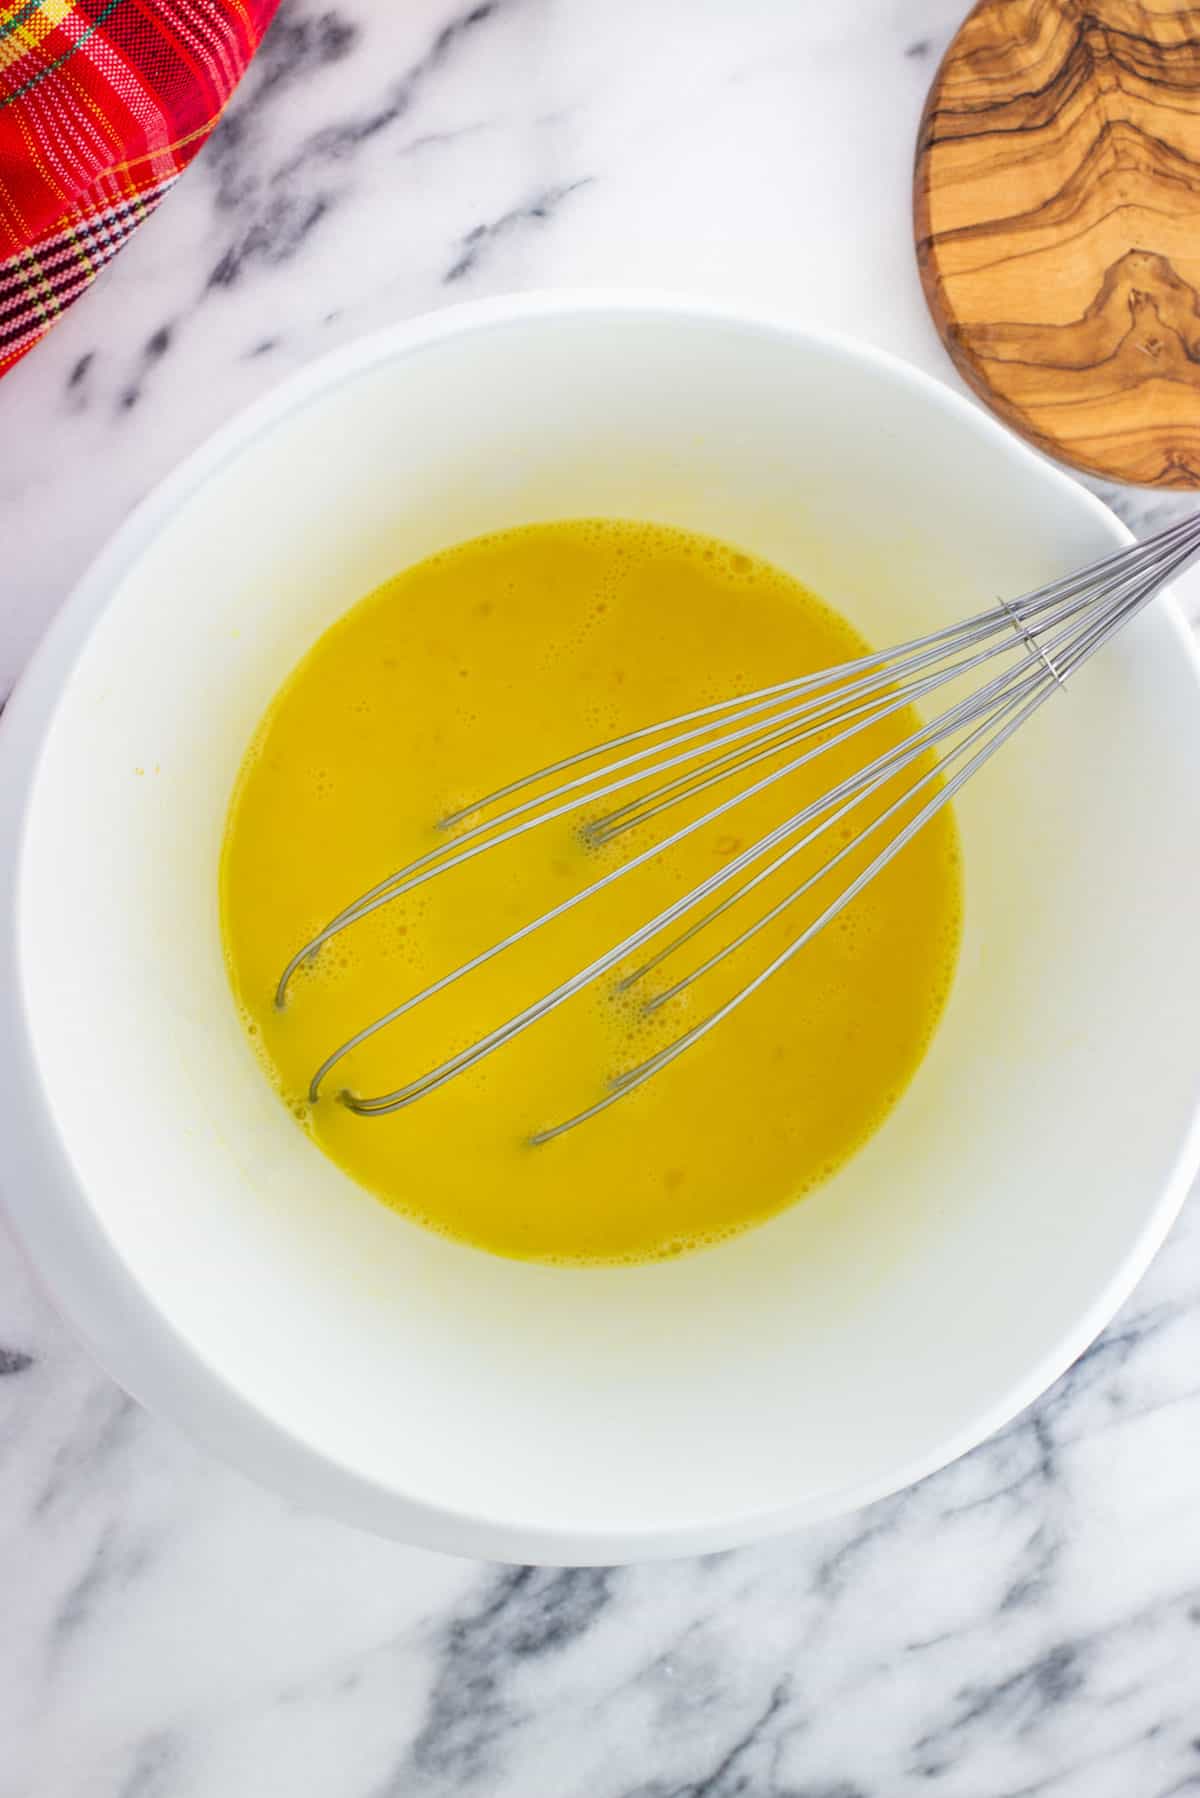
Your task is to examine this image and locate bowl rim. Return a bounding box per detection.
[4,289,1199,1563]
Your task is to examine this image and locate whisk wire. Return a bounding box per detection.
[317,637,1053,1110]
[282,518,1198,1006]
[314,616,1057,1106]
[282,514,1200,1137]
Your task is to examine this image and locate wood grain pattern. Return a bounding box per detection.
[915,0,1200,487]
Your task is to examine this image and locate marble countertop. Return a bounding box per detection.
[4,3,1200,1794]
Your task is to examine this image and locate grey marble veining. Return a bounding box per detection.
[3,3,1200,1794]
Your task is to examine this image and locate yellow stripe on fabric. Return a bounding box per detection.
[225,0,254,49]
[20,61,94,197]
[14,90,68,204]
[91,112,214,181]
[72,26,174,174]
[6,238,59,331]
[0,0,81,78]
[65,46,130,160]
[59,47,142,168]
[62,213,103,281]
[16,162,173,262]
[0,0,50,42]
[0,0,121,111]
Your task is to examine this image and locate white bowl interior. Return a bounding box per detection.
[17,308,1200,1553]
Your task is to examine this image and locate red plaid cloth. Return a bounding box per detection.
[0,0,279,376]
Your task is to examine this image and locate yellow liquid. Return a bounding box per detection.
[221,521,961,1264]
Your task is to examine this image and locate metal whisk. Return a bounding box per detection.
[277,512,1200,1142]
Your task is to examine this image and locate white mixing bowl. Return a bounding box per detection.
[4,295,1200,1564]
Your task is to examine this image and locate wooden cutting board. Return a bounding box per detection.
[915,0,1200,488]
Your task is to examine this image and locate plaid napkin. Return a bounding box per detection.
[0,0,279,377]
